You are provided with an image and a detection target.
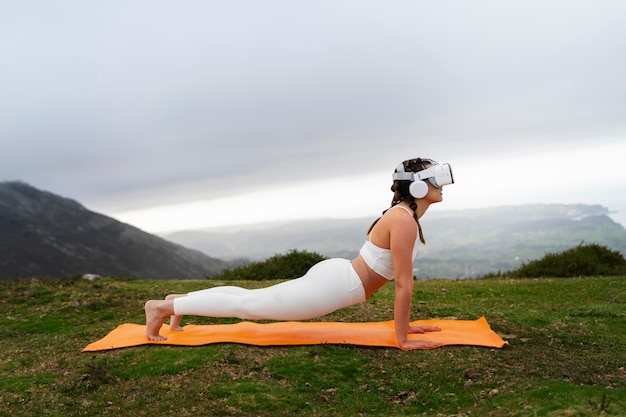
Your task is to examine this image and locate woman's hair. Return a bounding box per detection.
[366,158,432,244]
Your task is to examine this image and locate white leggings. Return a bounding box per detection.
[173,258,366,320]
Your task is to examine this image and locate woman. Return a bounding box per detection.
[145,157,454,350]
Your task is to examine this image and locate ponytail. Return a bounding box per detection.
[366,158,431,243]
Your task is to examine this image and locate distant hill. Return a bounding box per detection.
[417,205,626,278]
[3,180,624,280]
[165,204,626,278]
[0,181,228,279]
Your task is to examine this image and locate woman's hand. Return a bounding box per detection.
[408,325,441,334]
[397,326,443,350]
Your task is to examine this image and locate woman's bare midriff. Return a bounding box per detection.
[351,255,390,299]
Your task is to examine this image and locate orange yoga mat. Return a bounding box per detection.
[83,317,507,352]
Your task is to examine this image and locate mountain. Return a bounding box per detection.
[0,181,227,280]
[165,204,626,278]
[3,180,624,280]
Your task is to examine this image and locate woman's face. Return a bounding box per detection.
[423,181,444,203]
[420,163,444,204]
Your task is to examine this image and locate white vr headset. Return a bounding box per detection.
[392,159,454,198]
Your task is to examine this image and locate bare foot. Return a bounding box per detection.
[169,316,185,332]
[145,300,174,341]
[165,294,186,332]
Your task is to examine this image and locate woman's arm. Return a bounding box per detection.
[390,215,443,350]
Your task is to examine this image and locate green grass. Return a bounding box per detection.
[1,276,624,416]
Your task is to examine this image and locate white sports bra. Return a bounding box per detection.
[359,205,419,280]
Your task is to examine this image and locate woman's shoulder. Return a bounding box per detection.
[388,205,414,217]
[373,206,416,239]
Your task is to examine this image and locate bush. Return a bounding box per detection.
[214,249,328,281]
[507,243,626,278]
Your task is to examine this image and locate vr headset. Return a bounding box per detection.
[392,159,454,198]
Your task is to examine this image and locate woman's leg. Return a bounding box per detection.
[147,288,252,340]
[174,259,366,320]
[165,287,249,331]
[146,259,366,340]
[165,294,186,331]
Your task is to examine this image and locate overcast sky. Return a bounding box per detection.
[2,1,625,233]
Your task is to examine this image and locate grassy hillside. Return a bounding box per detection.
[1,276,624,416]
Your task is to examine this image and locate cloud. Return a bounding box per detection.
[109,140,626,233]
[1,1,625,228]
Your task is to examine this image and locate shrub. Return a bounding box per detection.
[214,249,328,281]
[507,243,626,278]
